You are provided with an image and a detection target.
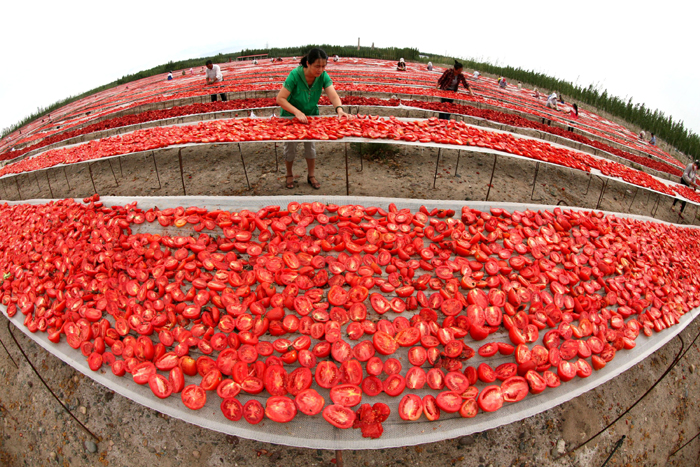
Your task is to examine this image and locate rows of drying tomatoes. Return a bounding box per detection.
[4,115,693,203]
[2,196,699,438]
[4,95,682,186]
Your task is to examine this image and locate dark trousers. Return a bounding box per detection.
[439,97,453,120]
[211,93,228,102]
[673,178,692,213]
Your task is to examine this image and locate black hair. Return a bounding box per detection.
[300,48,328,67]
[573,103,579,116]
[454,60,464,70]
[205,60,213,66]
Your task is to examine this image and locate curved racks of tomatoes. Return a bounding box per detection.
[1,195,700,445]
[2,116,697,206]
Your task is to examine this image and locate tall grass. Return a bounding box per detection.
[2,45,698,160]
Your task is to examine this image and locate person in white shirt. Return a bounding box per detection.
[205,60,227,102]
[672,160,699,215]
[473,71,480,79]
[167,71,173,81]
[427,62,433,71]
[546,92,559,111]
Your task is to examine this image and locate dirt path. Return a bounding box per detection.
[1,138,699,467]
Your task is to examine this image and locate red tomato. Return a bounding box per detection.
[265,396,297,423]
[220,398,243,421]
[295,388,325,416]
[398,394,423,421]
[181,384,207,410]
[323,404,356,429]
[477,385,504,412]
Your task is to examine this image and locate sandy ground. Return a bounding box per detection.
[1,137,700,467]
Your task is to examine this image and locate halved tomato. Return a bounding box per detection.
[323,404,356,429]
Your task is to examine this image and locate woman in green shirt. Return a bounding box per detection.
[276,48,348,189]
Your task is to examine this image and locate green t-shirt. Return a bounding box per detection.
[280,66,333,117]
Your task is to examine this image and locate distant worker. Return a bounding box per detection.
[436,60,474,120]
[517,81,522,90]
[533,88,540,99]
[639,130,646,140]
[427,62,433,71]
[567,104,579,131]
[546,92,559,111]
[253,59,258,65]
[190,68,194,75]
[333,54,339,62]
[498,77,507,89]
[650,133,657,145]
[167,71,173,81]
[672,160,699,216]
[397,58,406,71]
[559,94,565,104]
[205,60,227,102]
[473,71,480,79]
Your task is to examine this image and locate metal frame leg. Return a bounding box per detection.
[583,173,593,196]
[63,167,71,191]
[118,157,123,178]
[433,148,441,189]
[151,152,162,190]
[87,163,97,194]
[651,193,662,218]
[238,143,251,190]
[595,178,609,210]
[531,162,544,201]
[15,176,21,199]
[345,143,350,196]
[7,321,100,441]
[108,159,119,187]
[628,187,639,212]
[178,148,187,195]
[46,171,54,198]
[485,154,498,201]
[274,143,279,172]
[34,172,40,191]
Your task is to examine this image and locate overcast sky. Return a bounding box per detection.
[2,1,698,139]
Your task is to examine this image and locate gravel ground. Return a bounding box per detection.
[1,128,699,467]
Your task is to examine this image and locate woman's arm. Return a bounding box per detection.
[324,85,348,118]
[276,87,308,123]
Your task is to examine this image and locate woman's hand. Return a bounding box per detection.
[337,108,351,119]
[294,111,308,124]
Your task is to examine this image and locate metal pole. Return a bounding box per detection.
[178,148,187,195]
[108,159,119,186]
[118,157,123,177]
[530,162,542,201]
[87,163,97,194]
[45,171,54,199]
[15,176,21,200]
[485,153,498,201]
[274,143,279,172]
[600,436,625,467]
[454,150,460,177]
[151,152,162,190]
[7,321,100,442]
[34,172,40,191]
[238,143,251,190]
[595,178,608,210]
[63,166,71,191]
[583,173,593,196]
[628,187,639,212]
[345,143,350,196]
[433,148,441,189]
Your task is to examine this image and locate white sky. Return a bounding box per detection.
[2,1,699,139]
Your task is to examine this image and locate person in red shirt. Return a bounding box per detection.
[436,61,473,119]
